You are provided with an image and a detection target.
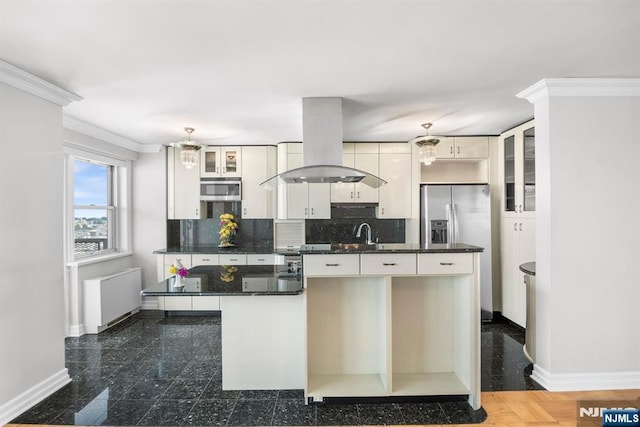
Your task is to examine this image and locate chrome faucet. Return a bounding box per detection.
[356,222,373,245]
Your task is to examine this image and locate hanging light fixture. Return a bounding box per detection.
[409,123,440,166]
[170,127,202,169]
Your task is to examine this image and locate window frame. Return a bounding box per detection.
[64,146,132,265]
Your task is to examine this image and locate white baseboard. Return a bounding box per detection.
[67,323,86,337]
[0,368,71,426]
[532,364,640,391]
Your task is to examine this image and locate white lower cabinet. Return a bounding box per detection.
[303,252,480,409]
[500,217,535,327]
[158,296,221,311]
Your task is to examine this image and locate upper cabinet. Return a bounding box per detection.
[167,147,202,219]
[331,143,379,204]
[420,136,491,184]
[241,146,276,219]
[500,120,535,217]
[377,143,412,218]
[201,146,242,178]
[435,136,489,159]
[278,143,331,219]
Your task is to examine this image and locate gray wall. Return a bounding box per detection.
[0,82,67,421]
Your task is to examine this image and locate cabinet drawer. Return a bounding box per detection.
[163,296,192,311]
[417,253,474,275]
[247,254,276,265]
[303,254,360,276]
[360,253,416,275]
[192,254,219,266]
[219,254,247,265]
[192,296,220,310]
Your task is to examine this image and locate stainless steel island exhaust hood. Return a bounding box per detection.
[261,98,386,188]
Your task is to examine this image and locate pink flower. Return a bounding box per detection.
[177,267,189,277]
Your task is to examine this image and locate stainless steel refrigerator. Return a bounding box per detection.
[420,184,493,321]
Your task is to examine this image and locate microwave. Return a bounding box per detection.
[200,179,242,201]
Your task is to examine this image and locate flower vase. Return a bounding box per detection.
[174,275,185,288]
[218,237,234,248]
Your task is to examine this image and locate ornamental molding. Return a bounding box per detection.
[0,59,82,106]
[63,115,162,154]
[517,78,640,104]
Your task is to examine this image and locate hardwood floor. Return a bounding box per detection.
[8,389,640,426]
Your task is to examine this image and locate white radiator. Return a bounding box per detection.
[83,267,142,334]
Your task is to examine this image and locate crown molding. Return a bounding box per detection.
[517,78,640,104]
[63,115,162,154]
[0,59,82,106]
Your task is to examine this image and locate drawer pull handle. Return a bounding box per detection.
[440,262,454,266]
[382,263,397,266]
[325,263,340,267]
[257,258,265,261]
[230,258,238,261]
[202,258,210,261]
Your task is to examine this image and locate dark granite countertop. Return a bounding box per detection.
[142,265,303,296]
[154,243,276,255]
[298,242,483,254]
[519,262,536,276]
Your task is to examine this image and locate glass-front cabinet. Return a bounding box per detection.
[201,146,242,178]
[500,120,535,217]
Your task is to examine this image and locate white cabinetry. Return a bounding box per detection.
[499,120,535,327]
[500,218,535,327]
[200,146,242,177]
[279,143,331,219]
[378,143,412,218]
[500,120,535,217]
[241,146,276,218]
[167,147,202,219]
[435,136,489,159]
[331,143,379,203]
[304,252,480,409]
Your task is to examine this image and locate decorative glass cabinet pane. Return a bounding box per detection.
[522,127,535,212]
[503,135,515,212]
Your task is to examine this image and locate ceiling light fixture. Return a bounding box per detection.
[170,127,202,169]
[409,123,440,166]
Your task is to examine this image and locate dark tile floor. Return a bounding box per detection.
[11,312,542,426]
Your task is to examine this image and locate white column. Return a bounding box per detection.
[517,78,640,390]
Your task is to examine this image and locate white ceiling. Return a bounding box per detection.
[1,0,639,148]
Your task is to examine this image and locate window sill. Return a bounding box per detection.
[67,251,133,268]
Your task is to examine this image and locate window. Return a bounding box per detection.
[73,159,115,256]
[65,148,131,262]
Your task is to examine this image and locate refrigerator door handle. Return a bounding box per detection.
[446,203,459,245]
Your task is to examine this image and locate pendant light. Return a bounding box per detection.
[170,127,202,169]
[409,123,440,166]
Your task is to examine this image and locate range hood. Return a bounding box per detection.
[261,98,386,188]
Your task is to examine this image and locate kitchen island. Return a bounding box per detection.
[144,243,483,409]
[142,264,305,391]
[300,243,483,410]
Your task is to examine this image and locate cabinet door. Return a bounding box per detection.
[242,146,275,219]
[378,152,411,218]
[201,147,221,177]
[221,147,242,177]
[331,153,356,203]
[285,152,307,219]
[454,137,489,159]
[168,147,201,219]
[521,127,535,213]
[500,219,521,325]
[434,137,455,159]
[354,153,379,203]
[308,183,331,218]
